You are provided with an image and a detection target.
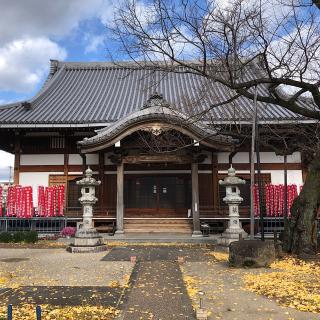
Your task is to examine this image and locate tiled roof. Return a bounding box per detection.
[0,60,314,126]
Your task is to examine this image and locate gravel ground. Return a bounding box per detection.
[1,246,319,320]
[0,248,133,287]
[1,286,122,307]
[181,260,320,320]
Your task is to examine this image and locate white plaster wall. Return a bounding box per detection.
[69,154,82,165]
[259,152,301,163]
[217,152,230,163]
[20,154,64,165]
[268,170,303,187]
[69,153,99,165]
[217,151,301,164]
[218,169,303,188]
[19,172,63,204]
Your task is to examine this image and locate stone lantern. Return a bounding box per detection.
[68,167,107,253]
[217,167,248,246]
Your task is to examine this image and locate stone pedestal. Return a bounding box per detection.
[67,167,107,253]
[192,230,203,238]
[217,167,248,246]
[229,240,276,267]
[69,225,107,253]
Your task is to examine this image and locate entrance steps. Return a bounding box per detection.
[124,218,193,233]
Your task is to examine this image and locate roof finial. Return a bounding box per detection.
[142,92,170,109]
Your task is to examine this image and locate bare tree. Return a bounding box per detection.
[108,0,320,254]
[110,0,319,118]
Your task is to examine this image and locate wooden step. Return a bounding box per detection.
[124,218,192,223]
[124,218,193,233]
[124,229,192,233]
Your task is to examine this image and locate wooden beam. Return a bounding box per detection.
[80,154,87,175]
[212,153,219,207]
[99,152,105,206]
[122,154,193,164]
[64,137,69,209]
[191,162,202,237]
[64,154,69,176]
[115,162,124,234]
[218,163,301,171]
[17,161,302,173]
[13,133,20,184]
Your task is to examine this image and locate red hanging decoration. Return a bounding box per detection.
[0,186,2,217]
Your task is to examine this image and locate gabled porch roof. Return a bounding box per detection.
[78,93,237,153]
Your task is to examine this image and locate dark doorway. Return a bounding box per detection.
[124,175,191,217]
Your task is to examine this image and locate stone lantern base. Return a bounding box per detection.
[67,228,107,253]
[217,226,248,246]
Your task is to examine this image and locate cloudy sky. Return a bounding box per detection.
[0,0,123,180]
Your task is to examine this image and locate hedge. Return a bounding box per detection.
[0,231,38,243]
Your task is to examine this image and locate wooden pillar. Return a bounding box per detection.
[211,153,218,208]
[81,154,87,175]
[116,162,124,234]
[99,153,105,207]
[191,162,202,237]
[13,133,21,185]
[63,135,69,211]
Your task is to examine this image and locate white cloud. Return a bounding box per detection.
[0,151,14,167]
[0,0,120,94]
[0,151,14,181]
[0,0,111,46]
[84,34,106,53]
[0,37,67,93]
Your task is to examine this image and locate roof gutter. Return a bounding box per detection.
[0,119,317,129]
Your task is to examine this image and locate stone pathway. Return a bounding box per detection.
[120,261,195,320]
[102,246,209,320]
[102,245,210,262]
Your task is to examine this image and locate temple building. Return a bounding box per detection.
[0,60,311,235]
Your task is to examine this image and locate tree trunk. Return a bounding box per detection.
[313,1,320,9]
[283,151,320,255]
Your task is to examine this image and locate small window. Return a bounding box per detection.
[50,136,65,149]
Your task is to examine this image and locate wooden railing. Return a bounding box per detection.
[199,206,250,218]
[64,207,116,218]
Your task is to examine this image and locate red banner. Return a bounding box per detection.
[0,186,2,217]
[5,185,33,218]
[37,185,65,217]
[254,184,299,217]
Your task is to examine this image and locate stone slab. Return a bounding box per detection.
[102,246,210,262]
[67,244,108,253]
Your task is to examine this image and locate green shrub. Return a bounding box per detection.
[12,232,25,243]
[0,232,13,243]
[24,231,38,243]
[0,231,38,243]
